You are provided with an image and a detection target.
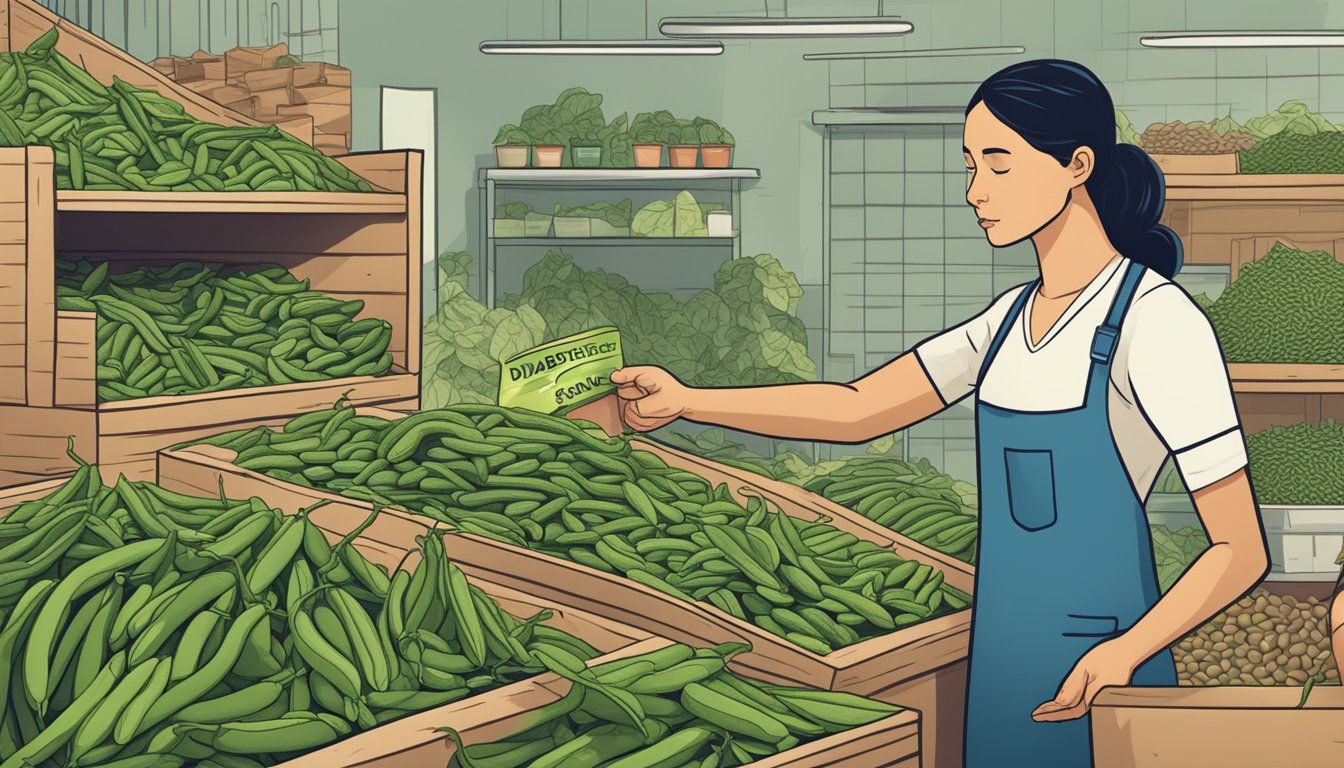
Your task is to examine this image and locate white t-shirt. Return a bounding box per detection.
[913,255,1248,497]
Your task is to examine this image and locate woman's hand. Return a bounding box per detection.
[1031,638,1139,722]
[609,366,692,432]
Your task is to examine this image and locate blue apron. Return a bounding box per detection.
[963,258,1178,768]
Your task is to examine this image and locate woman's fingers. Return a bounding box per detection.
[610,366,661,386]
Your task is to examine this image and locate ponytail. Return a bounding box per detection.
[1090,144,1183,279]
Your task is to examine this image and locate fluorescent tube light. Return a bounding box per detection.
[660,17,913,39]
[804,45,1025,61]
[1140,31,1344,48]
[480,40,724,55]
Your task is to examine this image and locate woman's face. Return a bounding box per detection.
[962,101,1091,247]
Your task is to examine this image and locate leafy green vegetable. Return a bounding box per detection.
[495,202,534,220]
[1240,132,1344,174]
[1243,100,1341,140]
[632,199,676,237]
[513,87,608,151]
[493,124,531,146]
[553,198,633,228]
[1115,109,1141,146]
[694,117,735,146]
[497,250,815,388]
[630,110,678,144]
[422,251,547,408]
[674,191,707,237]
[600,112,634,168]
[1151,524,1209,593]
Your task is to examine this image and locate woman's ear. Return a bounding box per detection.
[1069,146,1094,187]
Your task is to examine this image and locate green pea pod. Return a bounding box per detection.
[24,538,166,716]
[0,652,128,768]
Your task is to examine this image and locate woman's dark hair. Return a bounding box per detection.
[966,59,1183,279]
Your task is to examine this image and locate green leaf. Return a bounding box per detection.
[674,190,707,237]
[632,200,675,237]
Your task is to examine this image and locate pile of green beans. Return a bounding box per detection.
[203,403,972,656]
[441,641,904,768]
[55,260,394,402]
[801,460,979,564]
[1,28,372,192]
[0,454,603,768]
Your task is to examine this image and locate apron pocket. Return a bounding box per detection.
[1061,613,1121,638]
[1003,448,1058,531]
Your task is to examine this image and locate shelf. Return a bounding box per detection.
[55,190,408,215]
[1262,570,1342,583]
[1164,174,1344,202]
[812,108,966,126]
[1227,363,1344,394]
[482,168,760,183]
[492,237,737,247]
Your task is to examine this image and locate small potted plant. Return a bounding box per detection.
[493,125,530,168]
[667,120,700,168]
[533,130,567,168]
[629,112,664,168]
[695,117,735,168]
[571,126,603,168]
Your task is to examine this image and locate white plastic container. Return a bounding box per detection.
[1261,505,1344,575]
[707,210,734,237]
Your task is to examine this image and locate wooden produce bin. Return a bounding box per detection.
[1150,153,1239,176]
[158,408,975,768]
[0,147,424,485]
[276,636,921,768]
[1092,686,1344,768]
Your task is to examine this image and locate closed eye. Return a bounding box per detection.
[990,168,1009,175]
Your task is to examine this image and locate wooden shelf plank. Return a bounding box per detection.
[1228,363,1344,394]
[56,190,407,215]
[483,168,760,183]
[1165,174,1344,201]
[493,236,736,247]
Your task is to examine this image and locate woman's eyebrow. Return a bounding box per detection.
[961,146,1011,157]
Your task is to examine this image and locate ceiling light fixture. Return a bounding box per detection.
[1140,31,1344,48]
[804,45,1025,61]
[480,40,723,55]
[659,17,913,39]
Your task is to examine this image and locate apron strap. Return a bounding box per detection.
[1084,258,1148,403]
[975,280,1037,388]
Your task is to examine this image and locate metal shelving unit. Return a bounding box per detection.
[477,167,760,306]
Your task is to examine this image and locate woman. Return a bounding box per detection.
[1332,546,1344,677]
[611,60,1270,767]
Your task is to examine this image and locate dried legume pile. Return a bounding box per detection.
[1140,121,1256,154]
[1174,590,1339,687]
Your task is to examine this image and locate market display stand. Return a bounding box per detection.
[1091,686,1344,768]
[0,145,424,486]
[157,406,974,768]
[1161,173,1344,585]
[477,168,760,307]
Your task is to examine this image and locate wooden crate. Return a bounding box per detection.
[1150,153,1239,175]
[1092,686,1344,768]
[0,477,662,768]
[157,408,975,768]
[0,0,258,127]
[276,635,920,768]
[0,147,425,484]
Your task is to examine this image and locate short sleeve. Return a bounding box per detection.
[1123,284,1248,491]
[913,286,1026,405]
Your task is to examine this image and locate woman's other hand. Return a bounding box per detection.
[609,366,692,432]
[1030,637,1139,722]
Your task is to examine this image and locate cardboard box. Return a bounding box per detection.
[224,96,258,119]
[272,114,315,145]
[292,84,350,106]
[278,103,351,135]
[323,64,351,86]
[172,58,204,82]
[149,56,175,76]
[225,43,289,80]
[244,67,294,92]
[1092,686,1344,768]
[290,62,327,88]
[251,86,296,118]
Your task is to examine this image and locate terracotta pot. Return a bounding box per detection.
[669,145,699,168]
[633,144,663,168]
[495,145,529,168]
[534,145,565,168]
[700,145,733,168]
